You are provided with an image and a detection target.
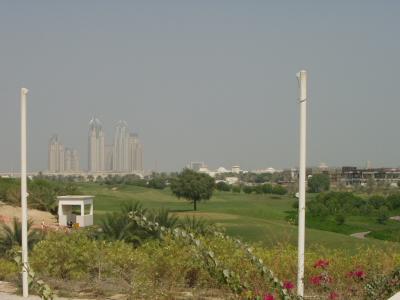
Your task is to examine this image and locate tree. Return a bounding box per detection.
[308,174,330,193]
[242,186,253,194]
[170,169,215,211]
[0,217,41,255]
[215,181,231,192]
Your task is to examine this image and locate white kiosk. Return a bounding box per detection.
[57,195,94,227]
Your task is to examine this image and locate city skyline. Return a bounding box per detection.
[48,117,143,174]
[1,2,400,172]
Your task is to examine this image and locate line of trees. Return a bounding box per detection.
[307,192,400,225]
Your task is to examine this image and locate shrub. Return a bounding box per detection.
[369,195,386,210]
[243,186,253,194]
[272,185,287,195]
[0,258,18,281]
[335,213,346,225]
[262,184,273,194]
[216,181,231,192]
[232,186,241,193]
[377,206,389,224]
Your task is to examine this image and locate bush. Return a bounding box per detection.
[0,258,18,281]
[242,186,253,194]
[377,206,389,224]
[308,174,330,193]
[232,186,241,193]
[369,195,386,210]
[272,185,287,195]
[335,213,346,225]
[262,184,273,194]
[216,181,231,192]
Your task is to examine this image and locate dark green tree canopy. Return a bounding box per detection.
[170,169,215,211]
[308,173,330,193]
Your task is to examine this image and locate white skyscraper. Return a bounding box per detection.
[65,148,80,172]
[113,121,129,172]
[128,133,143,172]
[71,149,80,172]
[104,144,113,171]
[64,148,72,171]
[48,134,65,173]
[88,117,105,172]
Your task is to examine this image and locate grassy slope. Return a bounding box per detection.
[77,183,399,251]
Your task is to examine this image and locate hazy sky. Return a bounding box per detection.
[1,1,400,172]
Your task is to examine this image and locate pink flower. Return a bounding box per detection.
[283,281,294,290]
[329,291,339,299]
[264,294,275,300]
[310,275,323,285]
[347,268,365,279]
[314,259,329,269]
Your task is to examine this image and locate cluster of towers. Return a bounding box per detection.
[88,117,143,173]
[48,135,80,173]
[48,117,143,174]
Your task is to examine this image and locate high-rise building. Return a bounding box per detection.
[71,149,80,172]
[128,133,143,172]
[65,148,80,172]
[64,148,72,171]
[88,117,105,172]
[113,120,129,172]
[104,144,113,171]
[48,134,65,173]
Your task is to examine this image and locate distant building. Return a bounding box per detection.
[64,148,80,172]
[128,133,143,172]
[113,120,129,172]
[190,162,204,172]
[48,134,64,173]
[88,117,105,172]
[104,144,113,171]
[231,165,241,174]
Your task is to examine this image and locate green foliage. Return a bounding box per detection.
[0,258,18,281]
[99,202,155,246]
[216,181,231,192]
[170,169,215,211]
[334,213,346,225]
[368,195,386,209]
[262,184,273,194]
[31,231,138,283]
[308,174,330,193]
[0,178,80,214]
[0,217,42,255]
[232,185,241,193]
[179,216,216,236]
[147,177,167,189]
[386,193,400,210]
[272,185,288,195]
[376,206,389,224]
[243,186,253,194]
[148,207,178,228]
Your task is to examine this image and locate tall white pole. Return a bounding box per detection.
[20,87,29,298]
[296,70,307,297]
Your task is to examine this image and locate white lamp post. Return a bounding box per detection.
[296,70,307,297]
[20,87,29,297]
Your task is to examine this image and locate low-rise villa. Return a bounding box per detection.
[57,195,94,227]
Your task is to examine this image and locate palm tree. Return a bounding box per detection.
[0,217,42,255]
[148,208,178,228]
[179,216,216,235]
[99,201,151,246]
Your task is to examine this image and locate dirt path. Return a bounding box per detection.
[390,216,400,221]
[0,202,57,229]
[350,231,371,239]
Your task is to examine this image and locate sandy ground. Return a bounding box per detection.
[350,231,371,239]
[0,202,57,229]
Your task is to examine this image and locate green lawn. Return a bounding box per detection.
[77,183,399,251]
